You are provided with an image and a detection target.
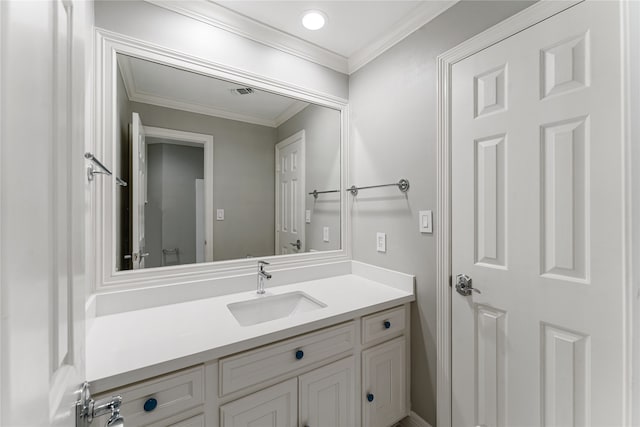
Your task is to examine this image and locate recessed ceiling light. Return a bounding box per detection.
[302,10,327,31]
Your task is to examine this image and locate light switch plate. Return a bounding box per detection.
[216,209,224,221]
[376,232,386,252]
[419,210,432,233]
[305,210,311,223]
[323,226,329,242]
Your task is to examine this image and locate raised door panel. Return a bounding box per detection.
[362,337,407,427]
[299,357,356,427]
[220,379,297,427]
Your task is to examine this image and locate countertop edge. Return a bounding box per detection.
[90,293,414,394]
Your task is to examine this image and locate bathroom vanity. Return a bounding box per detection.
[87,264,414,427]
[85,18,415,427]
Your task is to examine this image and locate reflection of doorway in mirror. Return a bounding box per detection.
[127,118,214,269]
[275,130,306,255]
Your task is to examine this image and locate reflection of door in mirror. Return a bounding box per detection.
[276,130,305,255]
[131,112,147,269]
[115,52,341,272]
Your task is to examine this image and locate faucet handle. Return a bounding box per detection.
[258,260,270,268]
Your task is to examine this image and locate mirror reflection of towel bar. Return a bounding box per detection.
[347,178,409,196]
[85,152,128,187]
[308,189,340,199]
[162,248,179,254]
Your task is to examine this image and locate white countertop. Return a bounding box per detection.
[87,272,414,393]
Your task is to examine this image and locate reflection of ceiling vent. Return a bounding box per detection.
[231,87,254,95]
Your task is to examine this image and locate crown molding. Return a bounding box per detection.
[118,54,289,128]
[274,100,309,128]
[145,0,459,76]
[347,0,459,74]
[145,0,349,74]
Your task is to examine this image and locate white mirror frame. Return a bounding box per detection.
[91,29,350,291]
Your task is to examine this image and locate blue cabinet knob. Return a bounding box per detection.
[295,349,304,360]
[143,397,158,412]
[383,320,391,329]
[367,393,374,402]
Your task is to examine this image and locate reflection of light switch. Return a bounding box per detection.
[306,210,311,223]
[419,210,432,233]
[216,209,224,221]
[323,226,329,242]
[376,232,386,252]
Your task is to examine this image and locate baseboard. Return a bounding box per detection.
[399,411,433,427]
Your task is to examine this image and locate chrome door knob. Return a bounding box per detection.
[455,274,480,296]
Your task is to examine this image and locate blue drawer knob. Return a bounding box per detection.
[383,320,391,329]
[367,393,374,402]
[295,349,304,360]
[143,397,158,412]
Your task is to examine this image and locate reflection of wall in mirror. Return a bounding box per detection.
[117,72,341,263]
[277,105,341,252]
[129,102,277,262]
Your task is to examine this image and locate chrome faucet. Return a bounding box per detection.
[257,260,272,294]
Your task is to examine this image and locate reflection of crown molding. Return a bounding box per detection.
[145,0,348,74]
[118,54,281,127]
[274,101,309,128]
[145,0,459,76]
[347,1,459,74]
[130,91,278,127]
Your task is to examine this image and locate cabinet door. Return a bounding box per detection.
[362,337,407,427]
[299,356,356,427]
[220,378,297,427]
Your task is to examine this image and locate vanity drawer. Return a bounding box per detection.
[95,366,204,426]
[361,305,406,346]
[219,321,356,396]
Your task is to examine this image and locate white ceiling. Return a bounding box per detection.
[216,1,423,58]
[147,0,459,74]
[118,54,310,127]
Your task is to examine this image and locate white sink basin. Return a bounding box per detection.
[227,291,327,326]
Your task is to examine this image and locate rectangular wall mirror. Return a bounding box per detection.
[92,30,349,289]
[113,53,343,272]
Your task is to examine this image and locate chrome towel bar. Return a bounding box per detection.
[308,189,340,199]
[85,152,127,187]
[347,178,409,196]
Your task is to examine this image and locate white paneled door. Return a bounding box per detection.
[131,112,148,269]
[275,130,306,255]
[451,2,625,426]
[0,0,91,425]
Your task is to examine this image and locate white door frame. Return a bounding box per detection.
[143,125,215,262]
[275,130,306,255]
[435,1,636,425]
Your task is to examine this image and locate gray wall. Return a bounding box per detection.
[348,1,534,424]
[145,143,204,268]
[95,1,348,100]
[145,143,163,268]
[277,105,341,252]
[131,102,277,261]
